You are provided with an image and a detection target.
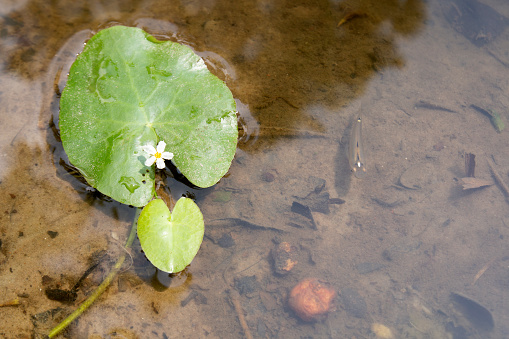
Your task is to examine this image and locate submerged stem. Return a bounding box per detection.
[48,208,141,338]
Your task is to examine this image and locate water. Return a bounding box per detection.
[1,0,509,338]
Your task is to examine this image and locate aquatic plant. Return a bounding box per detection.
[51,25,237,336]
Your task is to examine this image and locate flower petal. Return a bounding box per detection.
[142,144,156,155]
[145,156,156,167]
[155,158,166,169]
[156,140,167,153]
[161,151,174,160]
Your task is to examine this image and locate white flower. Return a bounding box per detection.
[142,141,174,169]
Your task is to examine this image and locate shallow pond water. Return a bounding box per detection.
[1,0,509,338]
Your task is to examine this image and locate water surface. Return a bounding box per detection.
[1,0,509,338]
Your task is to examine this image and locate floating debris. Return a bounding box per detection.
[459,177,492,190]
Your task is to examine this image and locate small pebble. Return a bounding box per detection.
[111,231,119,241]
[371,323,393,338]
[261,171,275,182]
[271,241,298,275]
[288,278,336,321]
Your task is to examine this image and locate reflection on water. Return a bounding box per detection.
[1,0,509,338]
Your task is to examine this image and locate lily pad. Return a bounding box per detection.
[137,198,204,273]
[60,26,237,207]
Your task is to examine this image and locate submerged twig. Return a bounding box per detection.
[48,208,141,338]
[337,12,367,27]
[487,159,509,199]
[10,124,26,146]
[155,174,176,210]
[0,298,20,307]
[229,289,253,339]
[472,257,498,285]
[486,49,509,69]
[465,153,476,177]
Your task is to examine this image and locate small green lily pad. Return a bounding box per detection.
[137,198,204,273]
[60,26,237,207]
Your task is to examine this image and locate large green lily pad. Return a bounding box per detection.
[60,26,237,207]
[138,198,204,273]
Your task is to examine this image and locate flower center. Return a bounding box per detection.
[154,152,162,158]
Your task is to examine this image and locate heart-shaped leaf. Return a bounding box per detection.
[137,198,204,273]
[59,26,237,207]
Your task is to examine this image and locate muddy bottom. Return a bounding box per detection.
[1,0,509,338]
